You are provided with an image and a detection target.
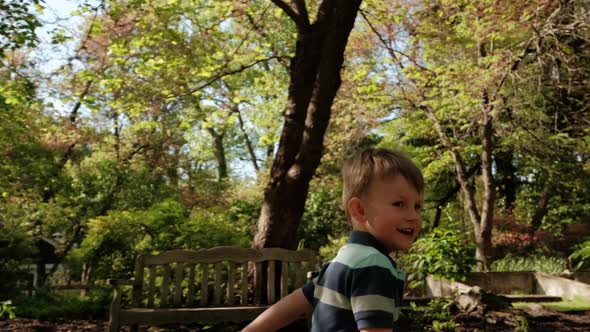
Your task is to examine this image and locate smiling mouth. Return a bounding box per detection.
[397,228,415,236]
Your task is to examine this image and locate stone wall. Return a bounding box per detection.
[466,272,537,294]
[535,272,590,300]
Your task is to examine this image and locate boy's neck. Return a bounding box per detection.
[348,230,392,256]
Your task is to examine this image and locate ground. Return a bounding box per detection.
[453,308,590,331]
[1,309,590,331]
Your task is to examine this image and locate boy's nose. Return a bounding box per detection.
[407,209,421,221]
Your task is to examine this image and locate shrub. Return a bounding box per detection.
[400,228,476,290]
[0,300,16,320]
[491,254,567,273]
[405,298,454,330]
[299,188,348,250]
[569,240,590,271]
[0,224,35,299]
[14,287,111,321]
[179,206,252,249]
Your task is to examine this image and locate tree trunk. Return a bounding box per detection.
[233,105,260,172]
[478,105,495,267]
[495,149,517,211]
[424,106,493,268]
[254,0,363,249]
[80,262,92,298]
[207,128,228,181]
[530,175,552,233]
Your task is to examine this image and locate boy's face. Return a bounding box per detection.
[361,175,423,252]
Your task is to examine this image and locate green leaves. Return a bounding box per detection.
[0,300,16,320]
[402,228,477,288]
[0,0,43,54]
[570,241,590,271]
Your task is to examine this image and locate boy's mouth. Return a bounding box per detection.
[397,228,415,236]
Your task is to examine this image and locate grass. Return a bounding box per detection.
[512,296,590,312]
[14,287,111,320]
[491,254,567,274]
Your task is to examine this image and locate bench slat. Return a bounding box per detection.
[214,263,222,305]
[143,247,316,265]
[174,263,184,306]
[267,261,276,304]
[132,255,145,308]
[281,261,288,299]
[227,262,235,305]
[161,265,171,308]
[255,262,262,305]
[240,264,248,305]
[147,266,156,308]
[200,264,208,306]
[187,264,195,305]
[119,306,271,325]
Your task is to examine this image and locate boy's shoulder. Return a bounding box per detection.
[333,243,405,280]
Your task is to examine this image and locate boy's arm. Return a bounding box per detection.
[241,288,312,332]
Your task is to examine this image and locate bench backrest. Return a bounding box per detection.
[131,246,317,308]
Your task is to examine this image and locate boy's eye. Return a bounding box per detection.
[415,204,423,211]
[392,201,404,207]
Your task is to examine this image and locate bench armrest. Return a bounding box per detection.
[108,278,134,286]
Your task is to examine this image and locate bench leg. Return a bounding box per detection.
[108,286,122,332]
[107,321,119,332]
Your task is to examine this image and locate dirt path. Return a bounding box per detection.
[1,310,589,331]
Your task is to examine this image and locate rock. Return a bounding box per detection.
[454,285,511,316]
[523,303,559,319]
[485,316,497,324]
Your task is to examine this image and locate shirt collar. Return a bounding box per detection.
[347,230,390,257]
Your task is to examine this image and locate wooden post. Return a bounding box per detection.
[107,284,121,332]
[131,255,145,308]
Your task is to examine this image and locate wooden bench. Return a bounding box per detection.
[108,246,317,331]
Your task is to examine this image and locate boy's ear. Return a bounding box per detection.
[347,197,365,223]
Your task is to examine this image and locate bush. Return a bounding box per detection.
[400,228,476,290]
[0,300,16,320]
[0,221,35,299]
[491,254,567,273]
[569,240,590,271]
[14,287,111,321]
[404,298,454,331]
[179,206,252,249]
[299,188,348,250]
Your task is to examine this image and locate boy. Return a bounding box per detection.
[243,148,424,332]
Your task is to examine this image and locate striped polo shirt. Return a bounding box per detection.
[302,231,406,331]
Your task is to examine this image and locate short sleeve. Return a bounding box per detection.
[301,278,315,304]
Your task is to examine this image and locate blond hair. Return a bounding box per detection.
[341,148,424,215]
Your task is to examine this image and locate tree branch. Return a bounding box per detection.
[360,9,435,74]
[271,0,308,28]
[177,55,289,98]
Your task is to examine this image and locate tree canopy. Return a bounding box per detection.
[0,0,588,291]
